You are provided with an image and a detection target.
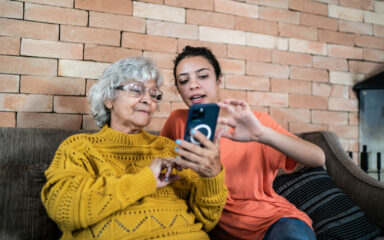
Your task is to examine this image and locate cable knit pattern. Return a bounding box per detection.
[41,125,227,240]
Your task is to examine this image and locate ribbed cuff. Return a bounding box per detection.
[116,167,157,207]
[197,166,226,197]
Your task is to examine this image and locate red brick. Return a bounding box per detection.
[329,124,358,139]
[84,44,142,63]
[75,0,132,15]
[234,16,278,36]
[0,112,16,127]
[219,58,245,75]
[82,114,99,130]
[138,0,163,3]
[270,107,310,123]
[0,0,23,19]
[0,18,58,41]
[355,35,384,50]
[20,76,85,95]
[300,13,338,31]
[374,25,384,38]
[22,0,74,8]
[0,36,20,55]
[21,39,83,60]
[164,0,214,11]
[147,20,198,40]
[122,32,177,53]
[228,45,271,62]
[160,85,183,102]
[153,101,172,118]
[289,122,328,133]
[171,102,188,112]
[279,22,317,41]
[217,89,246,102]
[329,98,358,112]
[247,92,288,107]
[272,50,311,67]
[54,96,90,114]
[271,78,311,95]
[339,20,373,35]
[291,67,328,82]
[160,69,175,86]
[61,25,120,46]
[0,56,57,76]
[311,110,348,125]
[0,74,19,93]
[290,94,327,110]
[364,48,384,62]
[312,56,348,71]
[319,30,355,46]
[349,88,357,100]
[143,51,176,70]
[0,93,52,112]
[328,45,363,59]
[349,112,358,125]
[59,59,110,79]
[177,39,227,57]
[339,0,374,10]
[249,105,269,114]
[86,79,97,95]
[25,3,88,26]
[225,75,270,91]
[259,7,300,24]
[246,0,288,9]
[89,11,145,33]
[331,85,349,98]
[312,83,331,97]
[349,61,384,74]
[246,61,289,78]
[215,0,259,18]
[290,0,328,15]
[17,112,82,129]
[289,38,327,55]
[187,9,234,29]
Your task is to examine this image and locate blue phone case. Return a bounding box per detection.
[184,103,219,145]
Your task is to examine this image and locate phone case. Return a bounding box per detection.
[184,103,219,145]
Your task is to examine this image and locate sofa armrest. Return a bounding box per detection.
[298,131,384,229]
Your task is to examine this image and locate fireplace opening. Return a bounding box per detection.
[353,71,384,182]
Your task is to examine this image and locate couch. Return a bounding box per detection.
[0,127,383,239]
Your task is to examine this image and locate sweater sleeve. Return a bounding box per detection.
[188,167,228,231]
[41,141,157,231]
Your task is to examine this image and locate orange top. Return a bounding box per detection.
[161,109,313,240]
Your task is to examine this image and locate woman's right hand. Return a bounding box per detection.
[148,157,181,188]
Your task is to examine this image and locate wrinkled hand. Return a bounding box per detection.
[217,99,266,142]
[174,129,224,178]
[148,157,181,188]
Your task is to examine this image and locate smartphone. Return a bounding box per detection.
[184,103,220,145]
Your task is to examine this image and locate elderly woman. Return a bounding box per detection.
[41,57,227,240]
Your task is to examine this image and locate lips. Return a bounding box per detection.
[190,94,205,104]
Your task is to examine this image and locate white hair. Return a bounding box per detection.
[88,57,163,128]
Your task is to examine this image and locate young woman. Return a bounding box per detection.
[161,46,325,240]
[41,57,227,239]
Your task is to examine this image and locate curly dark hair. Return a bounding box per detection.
[173,46,222,86]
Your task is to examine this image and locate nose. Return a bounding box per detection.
[139,90,151,104]
[189,77,201,90]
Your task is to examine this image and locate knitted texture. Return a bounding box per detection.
[41,125,227,240]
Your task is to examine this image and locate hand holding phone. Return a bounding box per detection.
[184,103,219,145]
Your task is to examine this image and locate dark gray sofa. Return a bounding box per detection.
[0,127,383,239]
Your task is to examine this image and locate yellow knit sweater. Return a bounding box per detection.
[41,126,227,240]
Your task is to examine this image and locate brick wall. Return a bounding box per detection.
[0,0,384,163]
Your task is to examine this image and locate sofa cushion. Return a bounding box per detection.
[273,167,381,240]
[0,163,61,240]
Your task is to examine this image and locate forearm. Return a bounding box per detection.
[259,127,325,167]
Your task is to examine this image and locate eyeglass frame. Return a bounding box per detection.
[114,81,163,102]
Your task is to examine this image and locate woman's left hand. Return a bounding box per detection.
[174,129,223,178]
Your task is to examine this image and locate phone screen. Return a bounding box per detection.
[184,103,219,145]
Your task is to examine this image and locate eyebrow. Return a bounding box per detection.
[177,68,210,78]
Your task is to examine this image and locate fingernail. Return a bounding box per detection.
[175,139,181,145]
[174,147,179,152]
[165,177,169,181]
[191,128,196,135]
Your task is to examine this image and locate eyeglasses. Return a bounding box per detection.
[115,82,163,102]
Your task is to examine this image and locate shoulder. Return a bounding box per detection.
[169,108,188,119]
[59,131,99,148]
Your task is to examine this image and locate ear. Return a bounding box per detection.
[104,99,113,109]
[216,75,223,86]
